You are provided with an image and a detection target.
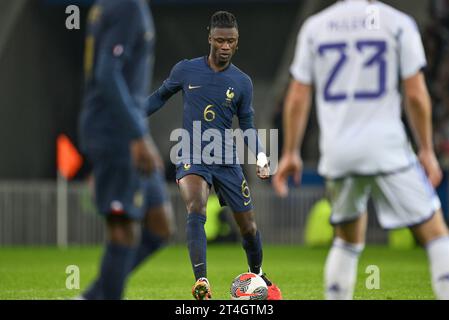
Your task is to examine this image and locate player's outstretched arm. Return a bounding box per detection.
[144,85,176,117]
[144,60,185,117]
[272,80,311,197]
[403,72,442,187]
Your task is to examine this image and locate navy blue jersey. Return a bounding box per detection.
[146,56,263,165]
[80,0,155,152]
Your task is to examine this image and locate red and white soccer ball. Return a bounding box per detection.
[230,272,268,300]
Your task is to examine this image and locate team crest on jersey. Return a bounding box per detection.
[223,87,235,108]
[133,191,144,208]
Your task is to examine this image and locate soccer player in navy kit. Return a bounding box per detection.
[146,11,281,300]
[78,0,173,300]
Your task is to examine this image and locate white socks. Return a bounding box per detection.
[324,235,449,300]
[426,236,449,300]
[324,237,364,300]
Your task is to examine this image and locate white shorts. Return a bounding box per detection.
[327,163,441,229]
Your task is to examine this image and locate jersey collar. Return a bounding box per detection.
[204,55,232,73]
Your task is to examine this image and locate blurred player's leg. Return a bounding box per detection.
[130,170,174,270]
[84,171,173,299]
[81,147,144,300]
[178,174,211,299]
[130,204,173,270]
[83,205,173,300]
[373,165,449,300]
[411,210,449,299]
[324,213,367,300]
[84,216,138,300]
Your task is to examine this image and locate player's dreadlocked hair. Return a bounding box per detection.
[208,11,238,31]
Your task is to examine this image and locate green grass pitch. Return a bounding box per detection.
[0,245,435,300]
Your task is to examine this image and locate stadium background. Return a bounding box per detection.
[0,0,447,247]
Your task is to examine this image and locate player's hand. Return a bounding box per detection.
[145,136,165,171]
[257,164,270,180]
[256,152,270,180]
[418,149,442,187]
[130,137,156,175]
[152,149,165,171]
[272,152,303,198]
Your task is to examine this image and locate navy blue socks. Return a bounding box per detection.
[130,228,166,271]
[186,212,207,280]
[89,242,135,300]
[83,228,166,300]
[242,230,263,275]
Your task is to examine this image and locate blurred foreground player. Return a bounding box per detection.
[273,0,449,300]
[78,0,174,299]
[145,11,281,300]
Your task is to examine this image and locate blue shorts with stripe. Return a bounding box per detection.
[176,163,253,213]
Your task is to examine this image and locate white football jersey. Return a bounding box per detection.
[290,0,427,178]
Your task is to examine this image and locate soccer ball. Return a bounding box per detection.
[230,272,268,300]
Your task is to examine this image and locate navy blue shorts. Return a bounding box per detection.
[176,163,253,213]
[87,148,169,220]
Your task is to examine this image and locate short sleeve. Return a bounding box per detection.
[289,19,314,84]
[398,16,427,79]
